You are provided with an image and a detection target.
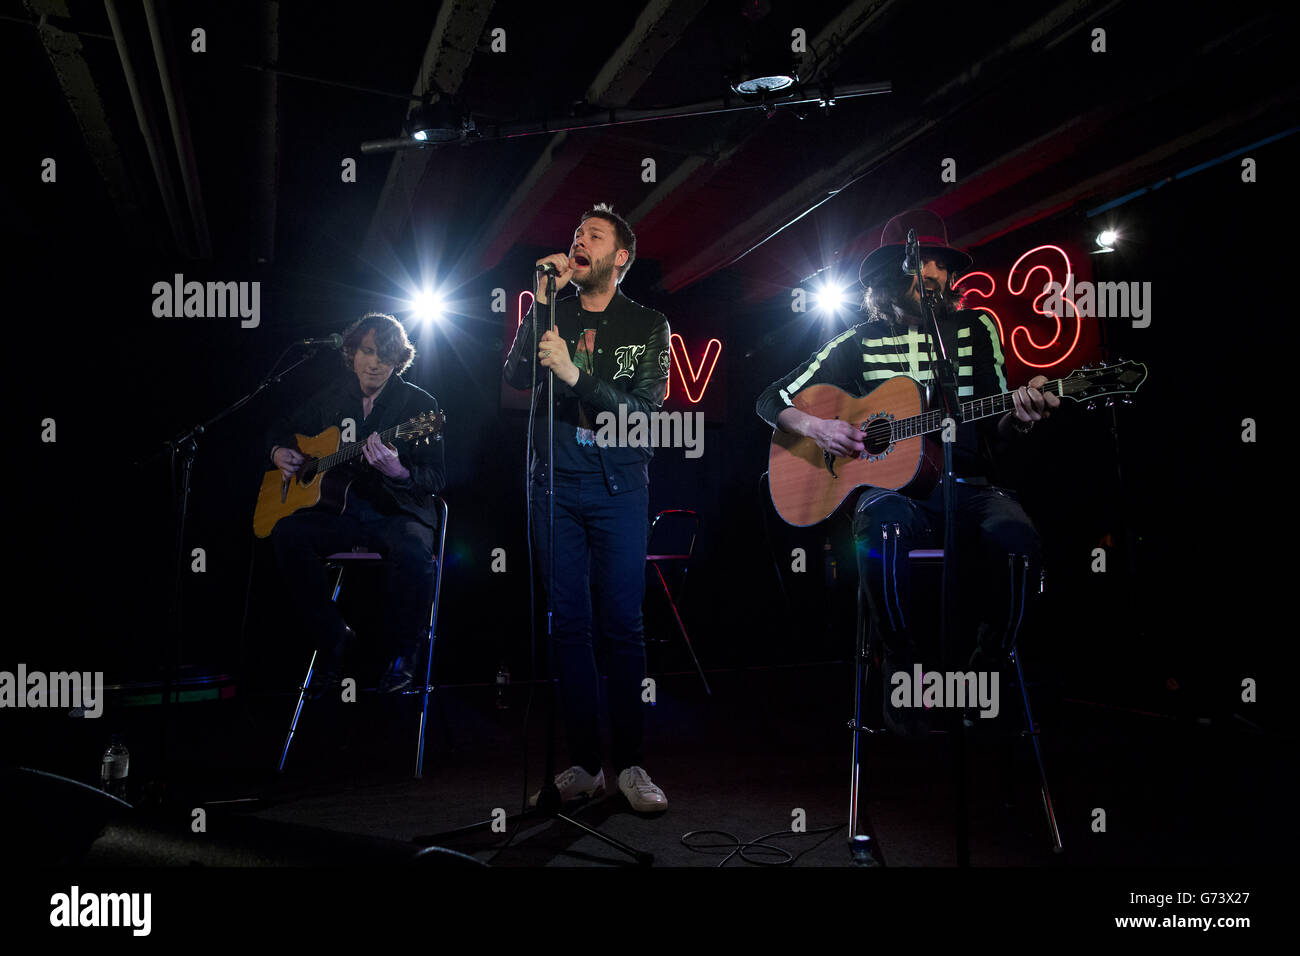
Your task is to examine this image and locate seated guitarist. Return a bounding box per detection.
[265,312,446,696]
[755,210,1059,733]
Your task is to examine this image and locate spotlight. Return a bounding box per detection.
[812,280,851,315]
[411,290,444,322]
[406,97,468,144]
[1097,229,1118,250]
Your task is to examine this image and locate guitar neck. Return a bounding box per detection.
[314,423,402,473]
[897,378,1064,439]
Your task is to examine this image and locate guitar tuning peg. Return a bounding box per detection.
[1121,397,1133,406]
[1085,401,1098,412]
[1104,398,1115,409]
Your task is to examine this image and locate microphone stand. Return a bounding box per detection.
[417,269,651,866]
[914,251,971,868]
[150,342,319,807]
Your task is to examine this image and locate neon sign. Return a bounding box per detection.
[952,244,1084,370]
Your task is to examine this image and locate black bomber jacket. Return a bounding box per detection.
[503,287,670,495]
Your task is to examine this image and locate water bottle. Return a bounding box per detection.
[495,667,510,710]
[100,734,129,801]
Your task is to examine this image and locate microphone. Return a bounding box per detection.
[535,262,560,275]
[299,334,344,348]
[901,228,921,276]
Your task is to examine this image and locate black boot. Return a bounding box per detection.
[378,654,418,694]
[880,638,931,737]
[307,624,354,702]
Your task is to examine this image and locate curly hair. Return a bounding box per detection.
[579,203,637,282]
[340,312,416,374]
[859,251,964,317]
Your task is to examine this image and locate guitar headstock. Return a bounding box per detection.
[398,409,446,443]
[1060,359,1147,406]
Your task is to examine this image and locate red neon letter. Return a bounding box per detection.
[666,334,721,404]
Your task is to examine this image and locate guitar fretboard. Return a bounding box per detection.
[889,378,1066,440]
[309,423,404,475]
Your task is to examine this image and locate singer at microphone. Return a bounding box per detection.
[262,312,447,696]
[502,203,672,812]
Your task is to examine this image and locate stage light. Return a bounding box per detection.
[411,289,444,322]
[406,98,466,144]
[1097,229,1118,250]
[812,280,852,315]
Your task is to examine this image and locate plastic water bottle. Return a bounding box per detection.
[100,734,129,801]
[495,667,510,710]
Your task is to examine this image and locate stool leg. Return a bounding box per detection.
[279,650,316,773]
[849,585,868,839]
[1011,648,1063,853]
[653,560,710,695]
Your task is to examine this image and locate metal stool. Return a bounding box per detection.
[278,496,449,779]
[645,509,709,695]
[848,545,1063,856]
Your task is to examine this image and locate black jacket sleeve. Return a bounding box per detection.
[755,325,863,431]
[502,311,538,391]
[570,315,670,417]
[264,385,330,464]
[382,393,446,499]
[965,311,1016,460]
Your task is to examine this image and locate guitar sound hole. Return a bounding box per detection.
[299,462,318,484]
[863,419,891,455]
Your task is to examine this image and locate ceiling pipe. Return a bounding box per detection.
[359,81,892,154]
[142,0,211,258]
[103,0,190,256]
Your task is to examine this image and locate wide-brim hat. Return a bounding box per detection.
[858,209,973,284]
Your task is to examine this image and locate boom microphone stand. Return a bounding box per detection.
[150,340,323,805]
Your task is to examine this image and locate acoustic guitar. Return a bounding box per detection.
[253,410,445,538]
[767,360,1146,527]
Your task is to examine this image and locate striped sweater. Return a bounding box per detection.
[756,310,1011,480]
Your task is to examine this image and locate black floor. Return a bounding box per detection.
[8,660,1282,868]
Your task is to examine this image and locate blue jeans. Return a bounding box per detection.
[531,474,649,775]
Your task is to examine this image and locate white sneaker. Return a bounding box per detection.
[618,766,668,812]
[529,766,605,807]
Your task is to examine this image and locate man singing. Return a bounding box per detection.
[503,203,671,811]
[756,210,1059,734]
[267,312,445,697]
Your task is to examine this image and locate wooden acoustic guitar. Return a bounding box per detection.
[253,410,445,538]
[767,360,1147,527]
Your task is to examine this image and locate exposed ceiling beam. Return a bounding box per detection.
[362,0,497,265]
[252,1,279,264]
[25,0,150,246]
[143,0,212,258]
[469,0,708,273]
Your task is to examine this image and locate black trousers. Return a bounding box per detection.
[531,474,649,776]
[271,494,437,664]
[851,480,1041,664]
